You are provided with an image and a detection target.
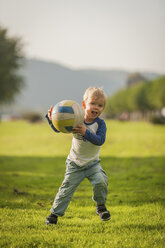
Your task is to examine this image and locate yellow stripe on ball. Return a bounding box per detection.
[52,119,74,133]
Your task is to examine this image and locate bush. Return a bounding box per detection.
[150,115,165,125]
[23,112,43,123]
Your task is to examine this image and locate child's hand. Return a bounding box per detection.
[72,125,86,136]
[48,106,53,121]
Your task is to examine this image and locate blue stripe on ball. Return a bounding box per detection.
[54,106,74,114]
[65,126,73,132]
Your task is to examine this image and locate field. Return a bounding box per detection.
[0,120,165,248]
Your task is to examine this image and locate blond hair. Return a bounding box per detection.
[83,87,107,106]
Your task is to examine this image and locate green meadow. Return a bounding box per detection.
[0,120,165,248]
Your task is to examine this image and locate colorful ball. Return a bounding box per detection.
[51,100,84,133]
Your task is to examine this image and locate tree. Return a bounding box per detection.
[134,82,151,112]
[104,76,165,119]
[148,77,165,109]
[0,26,24,105]
[127,72,147,87]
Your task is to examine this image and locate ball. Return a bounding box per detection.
[51,100,84,133]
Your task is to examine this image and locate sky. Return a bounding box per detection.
[0,0,165,73]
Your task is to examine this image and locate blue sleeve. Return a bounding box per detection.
[45,114,60,133]
[84,119,106,146]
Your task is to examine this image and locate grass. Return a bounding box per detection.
[0,120,165,247]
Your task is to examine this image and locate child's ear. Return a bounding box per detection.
[82,101,86,109]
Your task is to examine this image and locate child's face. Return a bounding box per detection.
[82,96,105,122]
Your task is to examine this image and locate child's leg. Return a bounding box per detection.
[50,161,85,217]
[86,162,108,205]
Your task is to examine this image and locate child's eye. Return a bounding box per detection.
[99,104,103,107]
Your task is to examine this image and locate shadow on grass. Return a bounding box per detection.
[0,155,165,210]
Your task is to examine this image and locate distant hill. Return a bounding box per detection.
[7,58,161,114]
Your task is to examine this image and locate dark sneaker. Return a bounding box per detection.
[45,213,58,225]
[96,204,111,221]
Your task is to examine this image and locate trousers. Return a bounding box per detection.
[51,159,108,216]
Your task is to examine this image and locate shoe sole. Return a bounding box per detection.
[96,211,111,221]
[101,216,111,221]
[45,220,57,225]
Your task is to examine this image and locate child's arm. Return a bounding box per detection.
[45,106,60,133]
[73,119,106,146]
[84,120,106,146]
[84,125,106,146]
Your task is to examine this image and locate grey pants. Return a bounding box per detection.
[51,159,108,216]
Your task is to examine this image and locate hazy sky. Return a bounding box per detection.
[0,0,165,73]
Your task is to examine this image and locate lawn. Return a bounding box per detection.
[0,120,165,247]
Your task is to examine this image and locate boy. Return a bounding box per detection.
[45,87,110,224]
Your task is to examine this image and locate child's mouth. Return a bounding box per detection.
[91,111,98,116]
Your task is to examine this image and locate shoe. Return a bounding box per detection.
[96,204,111,221]
[45,213,58,225]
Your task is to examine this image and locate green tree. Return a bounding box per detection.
[104,76,165,118]
[134,82,151,112]
[127,72,147,87]
[148,77,165,109]
[0,26,24,104]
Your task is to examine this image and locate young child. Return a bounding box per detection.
[45,87,110,224]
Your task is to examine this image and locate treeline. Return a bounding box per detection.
[104,76,165,120]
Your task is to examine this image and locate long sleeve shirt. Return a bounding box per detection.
[46,114,107,166]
